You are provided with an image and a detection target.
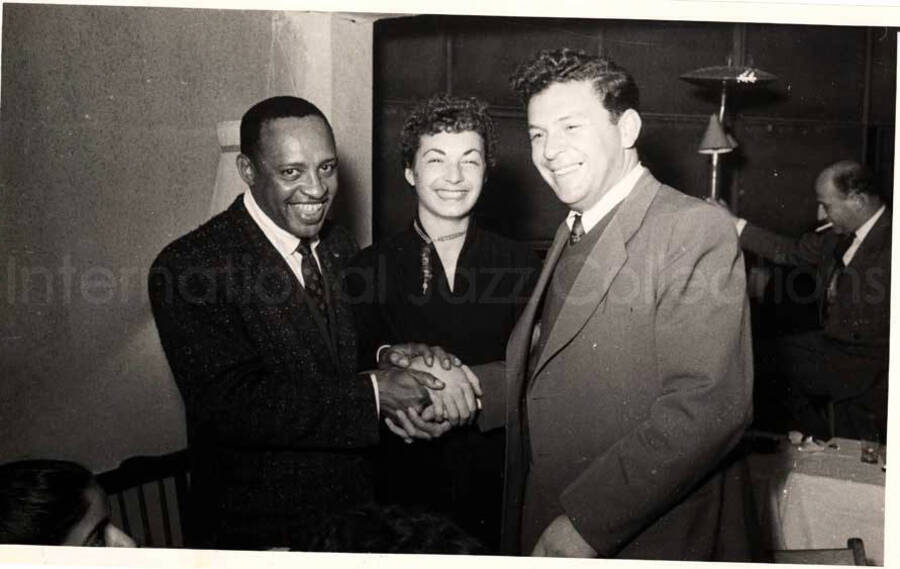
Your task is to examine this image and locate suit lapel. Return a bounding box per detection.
[848,209,891,269]
[315,226,349,371]
[531,172,661,380]
[506,222,571,382]
[233,199,340,368]
[501,221,570,554]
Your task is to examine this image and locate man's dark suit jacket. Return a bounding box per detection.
[476,172,754,559]
[149,196,378,549]
[741,211,890,438]
[740,211,891,357]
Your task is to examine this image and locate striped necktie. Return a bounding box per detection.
[569,213,585,245]
[296,239,329,328]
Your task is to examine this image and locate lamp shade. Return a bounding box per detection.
[698,114,737,154]
[209,120,245,216]
[680,65,777,87]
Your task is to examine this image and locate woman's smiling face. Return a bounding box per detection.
[406,130,486,224]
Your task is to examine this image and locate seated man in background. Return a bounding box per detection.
[724,160,890,441]
[149,96,476,549]
[0,459,136,547]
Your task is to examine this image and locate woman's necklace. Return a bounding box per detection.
[412,220,467,295]
[433,229,467,242]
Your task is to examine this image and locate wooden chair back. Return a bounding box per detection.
[96,450,190,548]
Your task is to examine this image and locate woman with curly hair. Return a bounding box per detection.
[346,94,540,552]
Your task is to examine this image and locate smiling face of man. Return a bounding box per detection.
[239,115,338,240]
[526,79,639,213]
[405,130,486,225]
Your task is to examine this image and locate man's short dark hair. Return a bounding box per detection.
[306,503,488,555]
[400,94,497,169]
[240,96,332,161]
[510,48,639,123]
[828,160,879,199]
[0,460,94,545]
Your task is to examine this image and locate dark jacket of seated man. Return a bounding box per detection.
[740,214,890,356]
[737,160,890,438]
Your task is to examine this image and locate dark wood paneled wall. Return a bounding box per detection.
[374,16,895,247]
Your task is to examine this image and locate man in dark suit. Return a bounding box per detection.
[397,49,753,559]
[729,160,890,440]
[148,96,475,549]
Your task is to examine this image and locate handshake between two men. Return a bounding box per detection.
[370,343,482,443]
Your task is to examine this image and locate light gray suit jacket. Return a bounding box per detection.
[477,171,753,558]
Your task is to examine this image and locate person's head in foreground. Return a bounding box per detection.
[237,95,338,240]
[400,93,497,227]
[306,503,488,555]
[0,459,135,547]
[511,47,642,213]
[815,160,883,235]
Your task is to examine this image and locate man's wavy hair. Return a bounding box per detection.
[510,48,639,123]
[400,94,497,169]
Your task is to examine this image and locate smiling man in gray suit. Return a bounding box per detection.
[497,47,753,560]
[397,49,754,559]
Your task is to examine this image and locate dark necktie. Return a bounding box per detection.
[296,239,329,328]
[569,213,585,245]
[824,232,855,319]
[834,232,856,262]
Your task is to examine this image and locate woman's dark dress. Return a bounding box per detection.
[345,221,540,551]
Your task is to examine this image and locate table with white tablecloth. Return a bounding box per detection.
[747,436,885,565]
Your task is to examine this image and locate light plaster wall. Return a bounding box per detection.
[0,4,377,471]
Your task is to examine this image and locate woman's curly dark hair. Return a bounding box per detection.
[510,48,639,123]
[400,94,497,169]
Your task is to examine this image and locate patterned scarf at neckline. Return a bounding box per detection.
[412,218,468,295]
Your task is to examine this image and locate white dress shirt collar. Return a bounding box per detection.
[243,191,319,256]
[845,205,886,265]
[566,164,647,233]
[853,205,885,244]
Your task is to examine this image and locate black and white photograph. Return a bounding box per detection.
[0,0,896,566]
